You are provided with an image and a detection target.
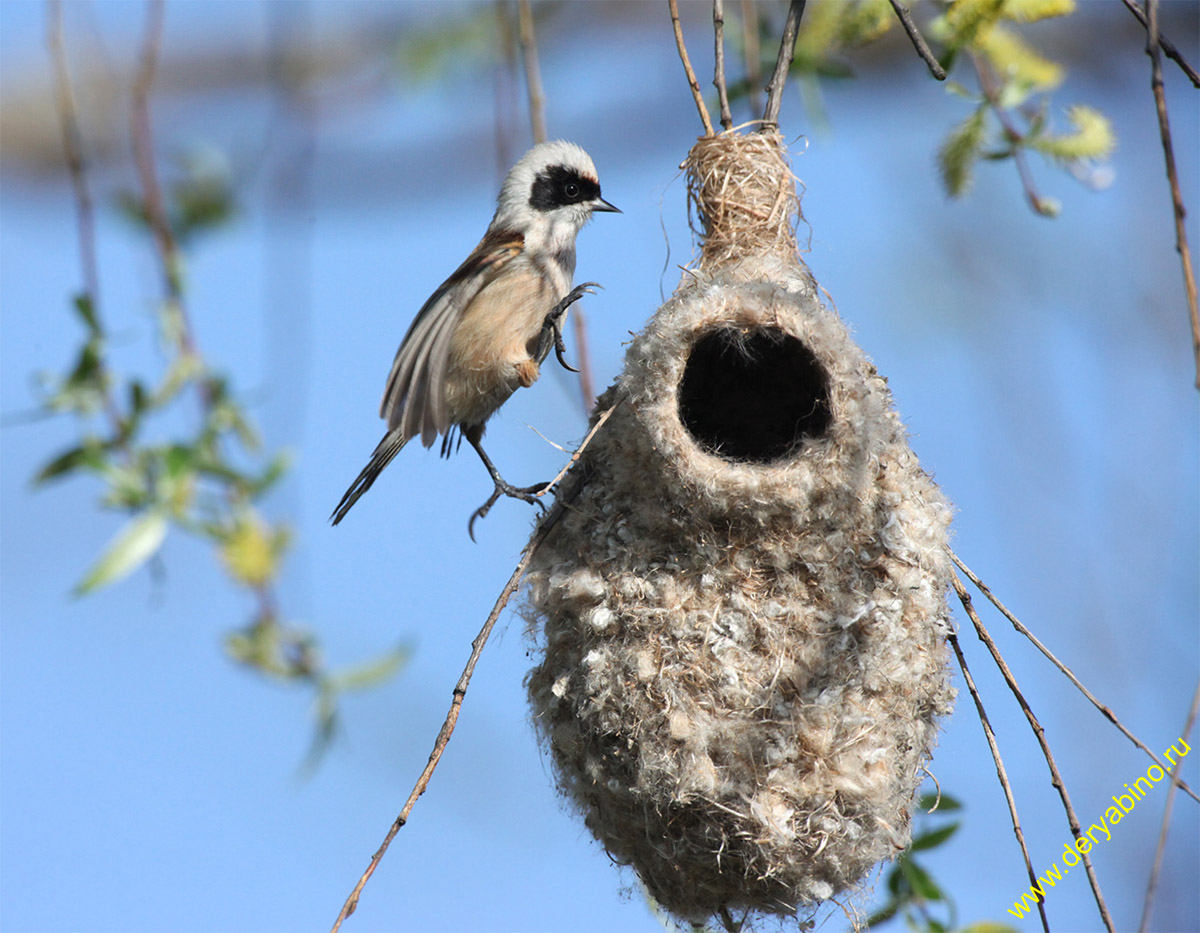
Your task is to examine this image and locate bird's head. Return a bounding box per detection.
[491,140,619,250]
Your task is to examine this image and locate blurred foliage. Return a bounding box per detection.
[36,150,404,759]
[724,0,1115,216]
[866,794,1017,933]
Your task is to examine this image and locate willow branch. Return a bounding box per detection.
[47,1,99,306]
[948,630,1049,933]
[713,0,733,131]
[46,0,130,444]
[951,552,1200,803]
[1138,678,1200,933]
[1144,0,1200,390]
[328,409,614,930]
[888,0,945,81]
[953,572,1114,932]
[760,0,805,130]
[1121,0,1200,88]
[668,0,715,136]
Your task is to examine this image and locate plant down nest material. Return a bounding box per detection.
[524,130,955,928]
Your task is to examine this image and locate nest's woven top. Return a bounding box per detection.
[687,130,803,271]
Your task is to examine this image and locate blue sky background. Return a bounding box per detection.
[1,2,1197,932]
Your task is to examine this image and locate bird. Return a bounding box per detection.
[330,140,619,534]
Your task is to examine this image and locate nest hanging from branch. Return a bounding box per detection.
[523,130,955,929]
[687,130,803,270]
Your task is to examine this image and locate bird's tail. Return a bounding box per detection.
[330,431,409,525]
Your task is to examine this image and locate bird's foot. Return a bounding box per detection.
[468,477,552,541]
[536,282,601,372]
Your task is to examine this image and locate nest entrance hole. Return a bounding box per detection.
[678,326,831,463]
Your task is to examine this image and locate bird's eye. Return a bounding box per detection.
[564,182,580,200]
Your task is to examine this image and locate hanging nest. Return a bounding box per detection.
[523,130,955,928]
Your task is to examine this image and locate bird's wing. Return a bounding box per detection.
[380,230,524,447]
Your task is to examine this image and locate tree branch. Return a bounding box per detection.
[1121,0,1200,88]
[760,0,805,130]
[1138,677,1200,933]
[947,629,1049,933]
[1143,0,1200,390]
[713,0,733,131]
[328,406,614,930]
[888,0,945,81]
[668,0,715,136]
[952,571,1114,933]
[951,552,1200,803]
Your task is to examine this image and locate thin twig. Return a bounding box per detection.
[1138,677,1200,933]
[972,53,1053,216]
[713,0,734,131]
[516,0,546,145]
[668,0,715,136]
[948,630,1049,933]
[741,0,762,118]
[760,0,805,130]
[951,552,1200,804]
[888,0,945,81]
[517,0,595,413]
[47,1,99,306]
[328,411,615,929]
[330,497,569,931]
[46,0,130,445]
[1144,0,1200,390]
[1121,0,1200,88]
[953,572,1114,932]
[534,399,620,497]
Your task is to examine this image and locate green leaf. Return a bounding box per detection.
[73,509,169,596]
[250,451,292,498]
[33,443,101,485]
[899,859,945,902]
[960,923,1020,933]
[327,644,412,693]
[73,293,101,336]
[910,821,961,851]
[938,106,988,197]
[917,792,962,812]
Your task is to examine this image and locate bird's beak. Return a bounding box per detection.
[592,197,621,213]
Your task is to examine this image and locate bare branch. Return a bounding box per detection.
[951,552,1200,804]
[46,0,129,444]
[328,408,615,930]
[888,0,946,81]
[1143,0,1200,390]
[741,0,763,118]
[713,0,734,131]
[761,0,805,130]
[516,0,546,145]
[1138,678,1200,933]
[534,400,621,497]
[47,1,99,306]
[1121,0,1200,88]
[947,630,1049,933]
[668,0,715,136]
[953,572,1114,932]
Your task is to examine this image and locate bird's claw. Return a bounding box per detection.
[467,479,552,541]
[537,282,602,372]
